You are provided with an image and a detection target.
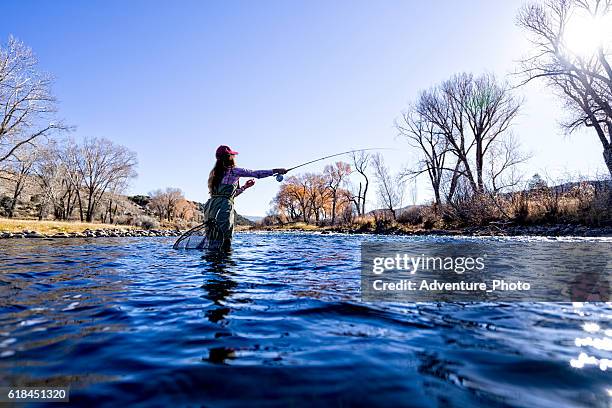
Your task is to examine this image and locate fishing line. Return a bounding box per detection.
[274,148,392,182]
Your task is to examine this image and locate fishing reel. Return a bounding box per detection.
[275,174,284,182]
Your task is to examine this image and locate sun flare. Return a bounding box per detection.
[563,9,612,57]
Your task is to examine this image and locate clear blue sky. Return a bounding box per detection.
[1,0,606,216]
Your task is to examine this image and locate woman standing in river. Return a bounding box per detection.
[174,145,286,251]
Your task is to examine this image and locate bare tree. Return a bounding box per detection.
[461,74,522,191]
[272,171,354,225]
[305,173,329,224]
[1,144,38,217]
[416,73,522,195]
[162,188,183,222]
[418,83,475,190]
[149,187,184,222]
[0,36,64,164]
[101,177,129,224]
[486,134,530,193]
[32,140,64,220]
[60,142,87,220]
[271,179,302,222]
[324,161,351,224]
[148,191,166,222]
[517,0,612,176]
[284,174,312,223]
[350,151,370,215]
[74,137,137,222]
[397,106,450,207]
[371,153,404,219]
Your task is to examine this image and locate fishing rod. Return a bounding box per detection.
[274,148,392,182]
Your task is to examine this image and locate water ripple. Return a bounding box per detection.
[0,233,610,407]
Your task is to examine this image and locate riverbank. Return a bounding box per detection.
[0,218,181,238]
[2,218,610,239]
[252,222,612,237]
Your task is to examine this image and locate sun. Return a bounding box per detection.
[562,8,612,57]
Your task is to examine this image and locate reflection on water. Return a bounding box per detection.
[0,233,610,407]
[200,251,240,364]
[201,251,238,325]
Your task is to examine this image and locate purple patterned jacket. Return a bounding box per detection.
[221,167,275,197]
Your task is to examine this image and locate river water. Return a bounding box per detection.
[0,233,610,407]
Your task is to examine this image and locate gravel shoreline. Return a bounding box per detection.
[1,223,611,239]
[0,228,183,239]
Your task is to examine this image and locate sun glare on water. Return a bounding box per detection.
[563,8,612,57]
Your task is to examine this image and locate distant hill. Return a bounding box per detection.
[243,215,263,223]
[235,214,256,226]
[192,201,254,226]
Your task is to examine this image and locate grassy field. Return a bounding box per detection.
[0,218,135,234]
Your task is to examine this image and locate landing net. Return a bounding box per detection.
[173,220,224,250]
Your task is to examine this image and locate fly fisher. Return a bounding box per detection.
[174,146,389,251]
[173,145,286,251]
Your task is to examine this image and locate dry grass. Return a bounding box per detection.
[0,218,135,234]
[260,222,329,231]
[254,219,427,234]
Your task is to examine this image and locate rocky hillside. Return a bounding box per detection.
[0,175,254,227]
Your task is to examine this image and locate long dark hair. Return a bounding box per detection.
[208,154,235,194]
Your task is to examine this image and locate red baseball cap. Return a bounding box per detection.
[215,145,239,158]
